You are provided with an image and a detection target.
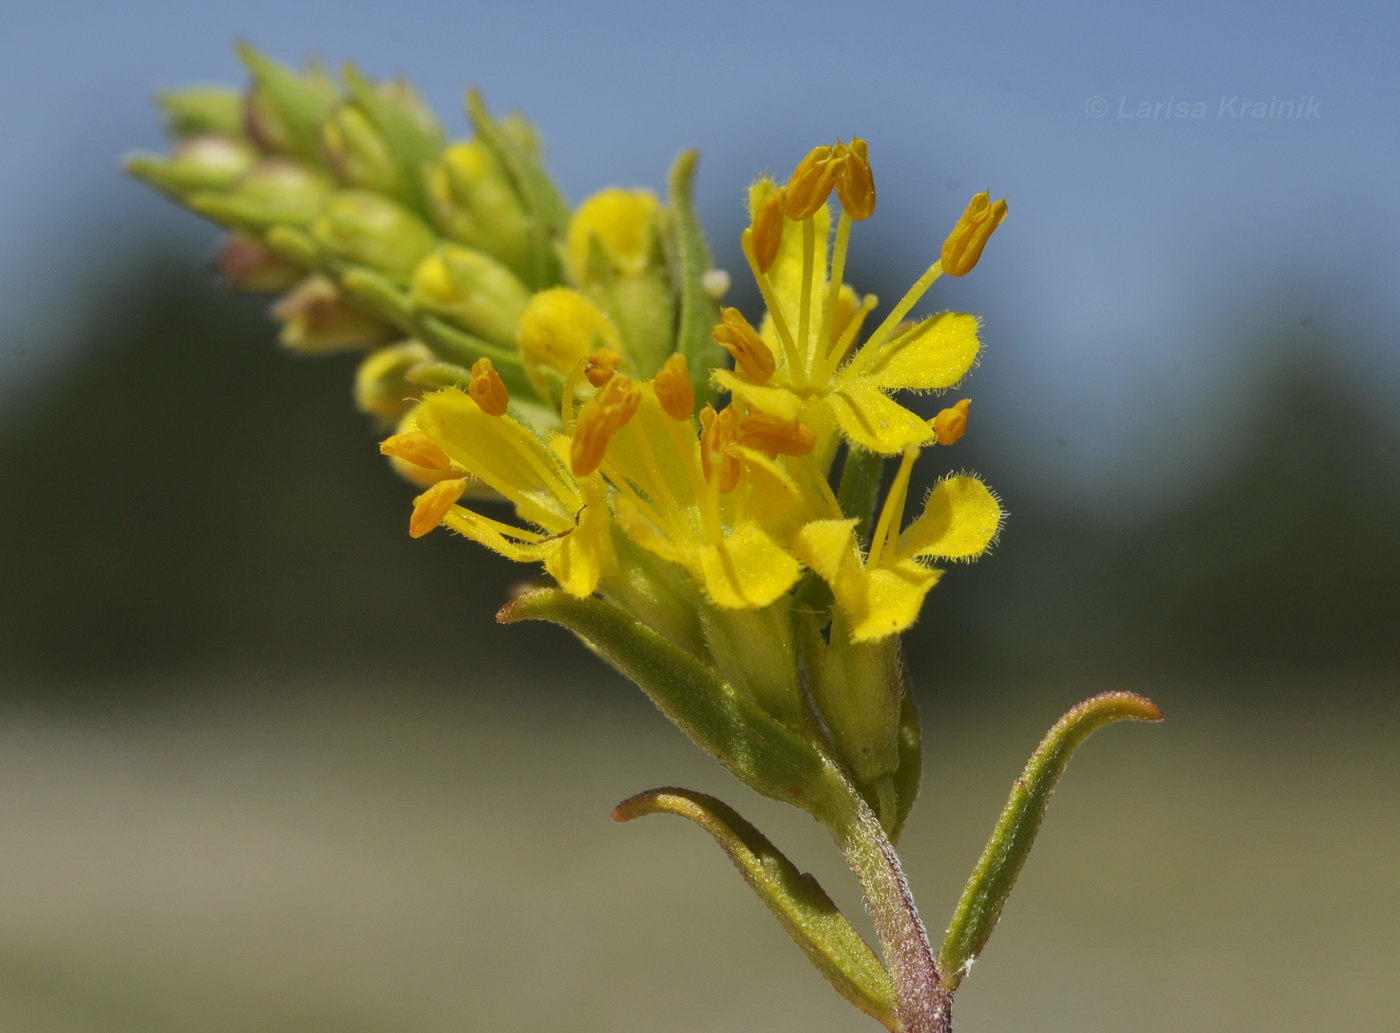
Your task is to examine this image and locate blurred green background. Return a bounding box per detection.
[2,0,1398,1029]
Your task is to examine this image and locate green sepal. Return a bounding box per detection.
[412,314,532,397]
[263,225,322,270]
[938,691,1163,988]
[338,267,417,326]
[465,90,569,289]
[341,63,444,219]
[236,44,338,166]
[666,150,724,408]
[887,670,922,846]
[499,590,840,818]
[614,787,897,1030]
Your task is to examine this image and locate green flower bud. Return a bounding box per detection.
[188,157,333,231]
[157,87,247,139]
[321,104,399,194]
[237,45,339,164]
[312,190,437,280]
[425,141,533,283]
[216,233,305,293]
[272,275,395,354]
[125,134,258,197]
[410,244,531,349]
[354,339,436,423]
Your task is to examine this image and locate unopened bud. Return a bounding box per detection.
[273,275,394,354]
[313,190,436,280]
[239,46,338,163]
[941,192,1008,277]
[354,340,435,423]
[517,288,622,405]
[187,157,332,230]
[410,245,531,349]
[321,104,399,193]
[215,233,304,292]
[157,87,247,139]
[426,140,533,283]
[126,135,258,197]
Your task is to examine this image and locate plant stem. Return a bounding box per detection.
[824,763,952,1033]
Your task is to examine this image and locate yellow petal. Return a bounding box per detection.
[825,381,933,455]
[698,521,800,609]
[710,369,804,422]
[897,475,1002,562]
[853,312,980,392]
[847,562,942,642]
[542,479,614,596]
[415,387,580,532]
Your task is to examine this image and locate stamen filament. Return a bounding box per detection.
[867,447,919,570]
[820,209,852,361]
[862,259,944,353]
[797,217,816,385]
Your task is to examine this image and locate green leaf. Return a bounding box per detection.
[465,90,569,289]
[614,788,897,1030]
[938,691,1163,988]
[665,150,724,407]
[341,63,444,219]
[499,590,840,817]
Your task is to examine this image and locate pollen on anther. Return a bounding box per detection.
[712,308,776,381]
[584,348,621,388]
[410,478,467,538]
[751,190,786,275]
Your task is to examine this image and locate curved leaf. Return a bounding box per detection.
[615,788,897,1029]
[938,691,1162,988]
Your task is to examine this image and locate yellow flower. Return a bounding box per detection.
[714,143,1000,457]
[796,448,1003,642]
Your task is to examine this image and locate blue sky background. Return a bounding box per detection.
[2,0,1397,515]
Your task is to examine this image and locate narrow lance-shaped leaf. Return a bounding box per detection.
[499,590,842,818]
[614,788,898,1031]
[938,691,1162,988]
[665,150,724,406]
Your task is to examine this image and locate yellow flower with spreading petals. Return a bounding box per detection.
[714,141,1005,458]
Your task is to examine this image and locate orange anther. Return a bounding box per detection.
[941,192,1008,277]
[468,357,510,416]
[409,478,467,538]
[932,398,972,445]
[737,410,817,458]
[569,374,640,476]
[835,137,875,221]
[751,188,786,274]
[379,430,452,471]
[583,347,621,388]
[785,144,838,221]
[653,353,695,421]
[712,307,776,381]
[699,404,741,494]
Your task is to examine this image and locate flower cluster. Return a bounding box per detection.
[128,46,1006,832]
